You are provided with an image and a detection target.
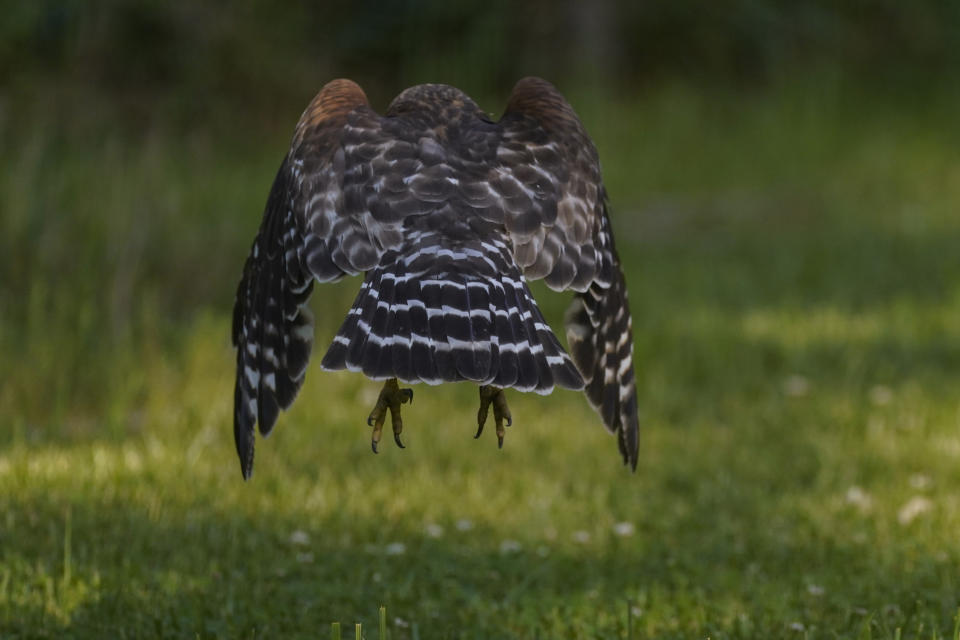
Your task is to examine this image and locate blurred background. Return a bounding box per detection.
[2,0,959,428]
[2,0,958,433]
[2,1,960,636]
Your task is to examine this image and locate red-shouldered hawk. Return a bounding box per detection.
[232,77,637,479]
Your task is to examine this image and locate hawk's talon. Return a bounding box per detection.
[477,385,512,449]
[367,378,412,453]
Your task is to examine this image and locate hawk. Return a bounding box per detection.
[232,77,638,479]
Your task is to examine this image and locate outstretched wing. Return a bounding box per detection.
[232,79,375,480]
[234,77,638,476]
[496,77,640,469]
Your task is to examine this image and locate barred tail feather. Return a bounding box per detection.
[321,265,583,394]
[565,266,639,469]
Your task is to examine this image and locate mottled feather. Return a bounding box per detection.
[232,77,639,478]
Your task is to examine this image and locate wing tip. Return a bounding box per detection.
[319,78,368,103]
[234,416,256,481]
[295,78,370,143]
[504,76,574,122]
[509,76,558,98]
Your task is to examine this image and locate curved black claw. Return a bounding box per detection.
[505,415,513,427]
[474,422,484,439]
[402,388,413,404]
[371,439,379,454]
[498,435,504,449]
[394,433,405,449]
[367,416,375,427]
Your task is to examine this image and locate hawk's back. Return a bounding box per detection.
[319,84,584,393]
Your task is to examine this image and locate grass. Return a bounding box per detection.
[1,79,960,638]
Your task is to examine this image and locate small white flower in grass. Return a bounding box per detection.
[425,523,444,538]
[572,530,591,544]
[372,572,381,583]
[630,606,643,618]
[613,522,635,537]
[845,486,873,510]
[909,473,932,490]
[784,375,810,397]
[807,584,825,597]
[385,542,406,555]
[394,617,410,629]
[789,622,805,632]
[869,385,893,406]
[296,552,314,563]
[455,519,474,532]
[898,496,933,525]
[499,539,522,554]
[289,530,311,546]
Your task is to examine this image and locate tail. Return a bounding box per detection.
[321,260,583,394]
[565,267,639,469]
[233,163,315,479]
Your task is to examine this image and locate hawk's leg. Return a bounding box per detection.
[476,385,513,449]
[367,378,413,453]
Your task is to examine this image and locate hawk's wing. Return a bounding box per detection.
[234,78,639,477]
[496,77,640,469]
[232,79,380,479]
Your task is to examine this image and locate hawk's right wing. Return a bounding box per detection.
[232,79,382,479]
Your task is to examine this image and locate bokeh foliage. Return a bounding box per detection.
[3,0,960,104]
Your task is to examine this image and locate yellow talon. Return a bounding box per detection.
[367,379,413,452]
[476,385,512,448]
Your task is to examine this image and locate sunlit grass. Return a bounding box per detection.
[2,81,960,637]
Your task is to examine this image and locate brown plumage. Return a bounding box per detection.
[232,77,638,479]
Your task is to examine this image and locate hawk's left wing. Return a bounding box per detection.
[493,77,640,469]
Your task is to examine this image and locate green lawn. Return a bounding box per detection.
[2,82,960,638]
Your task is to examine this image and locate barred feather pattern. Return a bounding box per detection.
[232,77,641,477]
[564,210,639,469]
[232,164,316,479]
[321,229,584,393]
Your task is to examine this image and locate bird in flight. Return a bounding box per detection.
[232,77,637,479]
